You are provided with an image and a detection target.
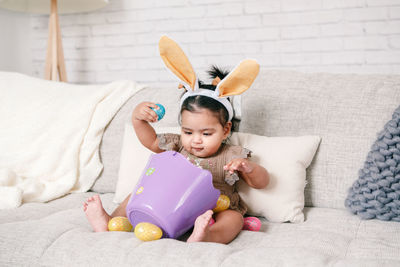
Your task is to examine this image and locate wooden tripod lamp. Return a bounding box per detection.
[0,0,109,82]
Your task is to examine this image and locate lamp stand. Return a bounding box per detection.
[44,0,67,82]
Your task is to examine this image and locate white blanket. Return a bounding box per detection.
[0,72,144,209]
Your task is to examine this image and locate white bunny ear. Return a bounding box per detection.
[159,35,197,90]
[217,59,260,97]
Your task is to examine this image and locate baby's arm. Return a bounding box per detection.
[224,158,269,189]
[132,102,165,153]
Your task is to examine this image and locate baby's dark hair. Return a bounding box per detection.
[179,66,239,132]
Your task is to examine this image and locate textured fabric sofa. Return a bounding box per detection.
[1,70,400,266]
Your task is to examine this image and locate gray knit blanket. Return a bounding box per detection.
[345,105,400,222]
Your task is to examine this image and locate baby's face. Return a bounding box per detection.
[180,109,230,158]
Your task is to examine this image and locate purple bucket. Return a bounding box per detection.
[126,151,220,239]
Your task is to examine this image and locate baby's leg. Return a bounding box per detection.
[187,209,243,244]
[111,193,131,217]
[83,194,131,232]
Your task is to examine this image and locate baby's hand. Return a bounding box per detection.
[224,158,254,174]
[132,102,159,123]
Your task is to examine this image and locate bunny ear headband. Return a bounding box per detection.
[159,35,260,121]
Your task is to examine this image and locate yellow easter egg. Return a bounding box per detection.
[108,216,133,232]
[213,194,230,213]
[134,222,163,241]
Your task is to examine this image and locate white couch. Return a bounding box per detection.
[1,70,400,266]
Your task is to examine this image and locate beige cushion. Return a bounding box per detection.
[229,132,320,223]
[239,71,400,209]
[96,70,400,211]
[1,192,400,266]
[113,124,180,203]
[114,123,320,223]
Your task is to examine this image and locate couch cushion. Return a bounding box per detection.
[1,192,399,266]
[239,70,400,209]
[95,70,400,211]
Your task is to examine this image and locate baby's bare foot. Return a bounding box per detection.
[83,195,111,232]
[187,210,213,243]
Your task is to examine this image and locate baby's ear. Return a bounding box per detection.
[223,121,232,138]
[159,35,197,91]
[217,59,260,97]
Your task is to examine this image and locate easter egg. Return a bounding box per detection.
[242,217,261,232]
[108,216,133,232]
[150,104,165,121]
[134,222,163,241]
[209,217,215,226]
[213,194,230,213]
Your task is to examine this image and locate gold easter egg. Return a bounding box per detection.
[108,216,133,232]
[134,222,163,241]
[213,194,230,213]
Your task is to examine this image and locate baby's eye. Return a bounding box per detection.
[184,131,192,135]
[203,132,212,136]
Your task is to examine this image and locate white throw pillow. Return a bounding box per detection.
[113,124,180,203]
[229,132,321,223]
[114,123,320,223]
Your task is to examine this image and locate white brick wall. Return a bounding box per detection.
[30,0,400,86]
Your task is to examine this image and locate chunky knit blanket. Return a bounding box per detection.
[345,106,400,221]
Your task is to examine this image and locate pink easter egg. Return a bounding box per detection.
[209,217,215,226]
[242,217,261,231]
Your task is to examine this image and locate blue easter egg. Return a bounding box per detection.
[151,104,165,121]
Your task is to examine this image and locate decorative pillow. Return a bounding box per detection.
[0,72,143,209]
[114,123,321,223]
[345,105,400,222]
[229,132,321,223]
[113,124,180,203]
